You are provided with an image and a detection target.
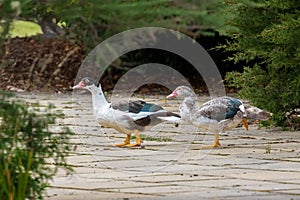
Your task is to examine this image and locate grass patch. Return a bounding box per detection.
[26,102,56,108]
[62,101,75,105]
[132,134,173,142]
[1,20,42,37]
[62,106,73,109]
[265,145,271,154]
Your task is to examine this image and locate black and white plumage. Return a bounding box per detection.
[167,86,251,148]
[73,77,180,147]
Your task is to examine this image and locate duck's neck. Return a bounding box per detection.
[89,85,109,115]
[180,96,197,121]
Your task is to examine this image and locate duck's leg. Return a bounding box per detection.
[125,130,143,147]
[242,118,249,131]
[213,133,221,147]
[113,134,131,147]
[201,133,221,149]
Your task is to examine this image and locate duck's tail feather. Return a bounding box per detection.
[133,111,180,127]
[157,116,181,122]
[156,111,181,122]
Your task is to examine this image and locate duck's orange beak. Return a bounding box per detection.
[242,117,248,131]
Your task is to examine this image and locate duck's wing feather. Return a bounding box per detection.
[196,104,227,122]
[197,97,244,122]
[140,103,164,112]
[111,100,145,113]
[203,96,242,107]
[111,100,164,114]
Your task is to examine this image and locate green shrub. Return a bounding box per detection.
[0,92,73,200]
[219,0,300,127]
[0,0,22,45]
[26,0,224,51]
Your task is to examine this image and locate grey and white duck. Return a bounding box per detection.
[167,86,271,148]
[73,77,180,147]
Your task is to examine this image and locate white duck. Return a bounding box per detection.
[167,86,259,148]
[73,77,180,147]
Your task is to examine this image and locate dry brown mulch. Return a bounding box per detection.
[0,37,206,94]
[0,36,224,94]
[0,37,83,93]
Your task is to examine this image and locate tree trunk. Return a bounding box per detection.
[38,15,64,38]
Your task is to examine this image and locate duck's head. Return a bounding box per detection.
[167,86,195,99]
[72,77,98,91]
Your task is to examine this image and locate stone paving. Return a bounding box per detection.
[18,93,300,199]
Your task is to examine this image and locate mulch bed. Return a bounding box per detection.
[0,37,83,93]
[0,36,223,94]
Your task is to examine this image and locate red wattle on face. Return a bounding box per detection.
[72,81,85,89]
[167,91,177,99]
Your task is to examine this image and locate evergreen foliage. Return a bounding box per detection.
[0,0,23,44]
[21,0,225,51]
[219,0,300,127]
[0,92,73,199]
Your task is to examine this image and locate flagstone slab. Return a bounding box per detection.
[16,93,300,200]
